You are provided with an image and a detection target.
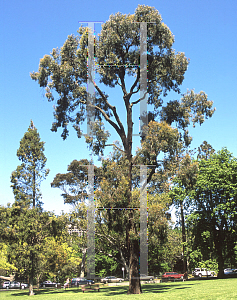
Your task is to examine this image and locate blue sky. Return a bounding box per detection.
[1,0,237,214]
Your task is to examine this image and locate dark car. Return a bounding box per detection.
[71,278,95,286]
[41,281,57,288]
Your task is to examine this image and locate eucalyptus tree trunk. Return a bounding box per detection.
[127,209,142,294]
[126,106,142,294]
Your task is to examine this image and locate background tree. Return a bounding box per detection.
[10,120,49,208]
[197,141,215,161]
[169,152,198,273]
[190,148,237,277]
[51,159,101,205]
[0,205,17,281]
[9,121,49,295]
[0,243,16,273]
[0,210,18,277]
[4,203,50,294]
[31,5,215,294]
[39,235,82,284]
[1,202,74,294]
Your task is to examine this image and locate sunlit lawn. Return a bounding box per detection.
[1,278,237,299]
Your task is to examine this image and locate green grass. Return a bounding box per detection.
[1,278,237,299]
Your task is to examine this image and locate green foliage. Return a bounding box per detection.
[198,259,218,273]
[188,249,203,271]
[51,159,101,205]
[169,152,199,206]
[0,243,17,272]
[0,203,79,285]
[3,205,48,278]
[95,251,120,278]
[40,236,81,281]
[190,148,237,276]
[149,227,182,274]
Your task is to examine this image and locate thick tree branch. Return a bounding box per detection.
[90,103,126,145]
[129,71,140,96]
[92,81,127,145]
[119,67,127,97]
[130,91,148,107]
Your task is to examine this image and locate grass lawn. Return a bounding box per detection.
[1,278,237,300]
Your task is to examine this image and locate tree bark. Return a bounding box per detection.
[217,252,224,278]
[29,251,34,296]
[216,233,224,278]
[126,104,142,294]
[127,210,142,294]
[37,274,40,291]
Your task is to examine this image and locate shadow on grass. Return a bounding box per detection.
[82,283,194,296]
[7,287,84,297]
[9,283,195,297]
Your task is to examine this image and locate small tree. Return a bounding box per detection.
[11,120,49,209]
[10,121,49,296]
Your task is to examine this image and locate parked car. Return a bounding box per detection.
[162,272,184,280]
[140,274,154,281]
[9,281,28,289]
[2,281,28,289]
[2,281,10,289]
[101,276,124,283]
[192,268,215,277]
[41,281,57,288]
[71,278,95,286]
[224,268,237,277]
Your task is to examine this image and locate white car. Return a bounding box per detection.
[9,281,28,289]
[140,274,154,281]
[101,276,124,283]
[2,281,10,289]
[2,281,28,289]
[192,268,215,277]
